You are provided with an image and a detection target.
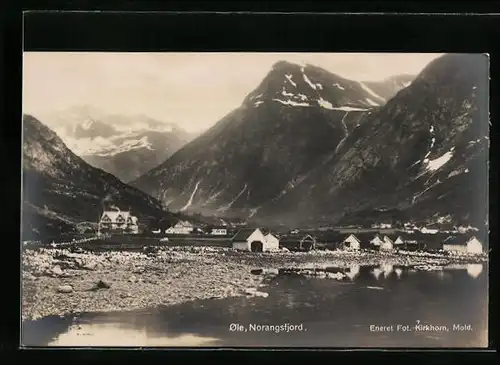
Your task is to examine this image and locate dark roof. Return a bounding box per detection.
[443,235,479,246]
[231,228,266,241]
[280,233,315,243]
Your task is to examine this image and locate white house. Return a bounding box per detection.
[443,236,483,254]
[370,235,384,247]
[165,220,194,235]
[394,236,404,245]
[99,208,139,234]
[420,226,439,234]
[466,236,484,254]
[342,234,361,251]
[380,236,394,252]
[231,228,270,252]
[264,233,280,251]
[152,229,161,234]
[380,223,392,229]
[210,227,228,236]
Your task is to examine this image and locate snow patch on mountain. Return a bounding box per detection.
[285,74,297,87]
[273,99,310,107]
[330,106,370,112]
[425,148,455,172]
[180,180,201,211]
[359,82,386,102]
[365,98,379,106]
[281,88,295,97]
[302,72,317,90]
[81,119,94,130]
[333,83,345,91]
[254,101,264,107]
[218,184,248,212]
[317,97,334,110]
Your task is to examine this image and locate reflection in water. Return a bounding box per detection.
[23,263,488,348]
[49,323,220,347]
[394,267,403,279]
[381,262,394,278]
[345,264,360,280]
[467,264,483,279]
[372,267,383,280]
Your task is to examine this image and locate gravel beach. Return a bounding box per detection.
[21,246,487,321]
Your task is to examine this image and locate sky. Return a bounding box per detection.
[23,52,443,133]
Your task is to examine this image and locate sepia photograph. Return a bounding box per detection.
[21,51,489,348]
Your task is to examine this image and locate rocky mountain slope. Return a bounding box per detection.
[130,61,385,216]
[362,74,415,101]
[22,115,178,240]
[40,106,194,182]
[131,55,488,228]
[257,54,489,228]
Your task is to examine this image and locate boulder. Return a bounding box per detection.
[57,285,73,293]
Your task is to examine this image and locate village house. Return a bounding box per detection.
[420,223,440,234]
[231,228,278,252]
[280,234,316,251]
[209,226,228,236]
[380,236,394,252]
[98,208,139,234]
[264,233,280,250]
[443,235,484,254]
[165,220,194,235]
[370,234,384,247]
[341,234,361,251]
[394,236,404,246]
[379,223,393,229]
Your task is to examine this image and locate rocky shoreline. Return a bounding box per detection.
[21,246,487,321]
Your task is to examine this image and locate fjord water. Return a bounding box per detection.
[22,263,488,348]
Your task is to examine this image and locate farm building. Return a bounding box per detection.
[420,224,440,234]
[264,233,280,251]
[98,208,139,234]
[380,236,394,252]
[165,220,194,235]
[209,226,228,236]
[231,228,278,252]
[443,235,484,254]
[341,234,361,251]
[279,234,316,251]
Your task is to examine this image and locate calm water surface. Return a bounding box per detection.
[22,263,488,348]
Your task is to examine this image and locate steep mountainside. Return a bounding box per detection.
[363,74,415,101]
[39,107,193,182]
[257,54,489,228]
[131,61,384,216]
[22,115,177,240]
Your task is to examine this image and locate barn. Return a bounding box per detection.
[231,228,275,252]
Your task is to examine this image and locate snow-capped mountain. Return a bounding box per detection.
[257,54,489,228]
[130,61,385,216]
[22,114,178,240]
[39,107,194,182]
[131,55,488,228]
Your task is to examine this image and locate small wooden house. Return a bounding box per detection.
[370,234,384,247]
[341,234,361,251]
[380,236,394,252]
[279,234,316,251]
[165,220,194,235]
[231,228,269,252]
[394,236,404,246]
[264,233,280,251]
